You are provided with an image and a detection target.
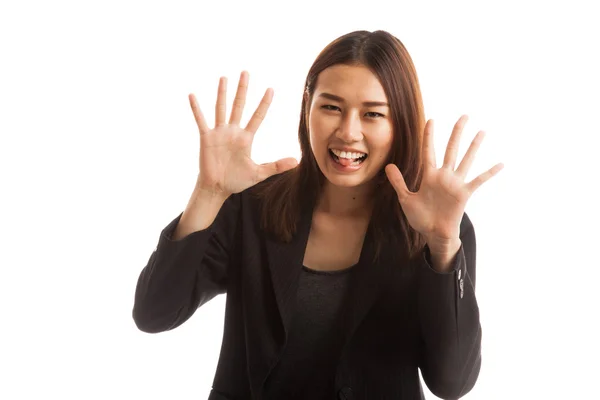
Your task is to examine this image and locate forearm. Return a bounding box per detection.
[418,240,482,399]
[133,213,216,333]
[134,192,240,333]
[173,184,230,240]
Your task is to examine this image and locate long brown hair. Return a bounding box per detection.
[251,30,428,263]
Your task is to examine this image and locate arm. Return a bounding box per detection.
[132,191,241,334]
[417,212,481,399]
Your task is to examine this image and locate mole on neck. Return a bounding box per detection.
[316,182,375,217]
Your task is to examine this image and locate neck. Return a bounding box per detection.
[316,181,375,217]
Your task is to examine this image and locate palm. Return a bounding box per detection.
[395,164,470,241]
[385,115,504,242]
[190,71,297,196]
[199,125,256,194]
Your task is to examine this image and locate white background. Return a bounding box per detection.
[1,0,599,399]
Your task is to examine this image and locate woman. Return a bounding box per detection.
[133,30,503,400]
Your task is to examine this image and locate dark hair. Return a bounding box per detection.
[251,30,428,263]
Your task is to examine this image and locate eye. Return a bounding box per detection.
[321,104,341,112]
[365,112,385,119]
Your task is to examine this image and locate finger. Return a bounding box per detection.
[443,114,468,170]
[245,88,274,134]
[215,76,227,126]
[466,162,504,194]
[229,71,249,125]
[189,93,210,134]
[456,130,485,179]
[385,164,410,203]
[255,157,298,183]
[423,119,436,170]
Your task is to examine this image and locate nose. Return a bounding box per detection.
[335,111,363,142]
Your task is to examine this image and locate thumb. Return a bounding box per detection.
[256,157,299,183]
[385,164,410,202]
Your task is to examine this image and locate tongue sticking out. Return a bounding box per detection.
[334,153,362,167]
[337,157,355,166]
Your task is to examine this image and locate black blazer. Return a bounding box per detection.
[132,180,481,400]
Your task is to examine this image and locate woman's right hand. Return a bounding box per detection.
[189,71,298,197]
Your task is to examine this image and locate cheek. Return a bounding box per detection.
[307,117,324,157]
[308,116,330,144]
[370,127,394,152]
[307,120,316,149]
[366,129,393,165]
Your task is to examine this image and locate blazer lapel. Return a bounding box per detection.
[265,204,313,342]
[265,204,389,349]
[336,218,390,350]
[256,200,394,399]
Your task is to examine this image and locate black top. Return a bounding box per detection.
[132,183,481,399]
[263,263,358,399]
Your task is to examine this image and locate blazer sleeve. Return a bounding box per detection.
[417,212,481,400]
[132,192,241,334]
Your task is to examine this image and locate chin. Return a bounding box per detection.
[320,161,375,188]
[323,173,369,188]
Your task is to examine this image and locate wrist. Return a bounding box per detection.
[190,190,230,211]
[427,237,461,255]
[426,238,462,273]
[193,182,231,203]
[424,230,461,253]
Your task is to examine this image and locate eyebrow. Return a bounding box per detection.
[317,92,389,107]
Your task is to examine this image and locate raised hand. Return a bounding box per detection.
[385,115,504,245]
[190,71,298,196]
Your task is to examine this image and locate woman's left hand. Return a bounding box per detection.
[385,115,504,247]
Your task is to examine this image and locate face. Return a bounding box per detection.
[308,64,394,189]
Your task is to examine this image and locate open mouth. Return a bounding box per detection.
[329,149,368,166]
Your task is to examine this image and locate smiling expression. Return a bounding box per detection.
[308,64,394,188]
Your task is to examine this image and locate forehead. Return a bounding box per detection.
[314,64,387,102]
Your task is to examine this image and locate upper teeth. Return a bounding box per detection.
[330,149,366,159]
